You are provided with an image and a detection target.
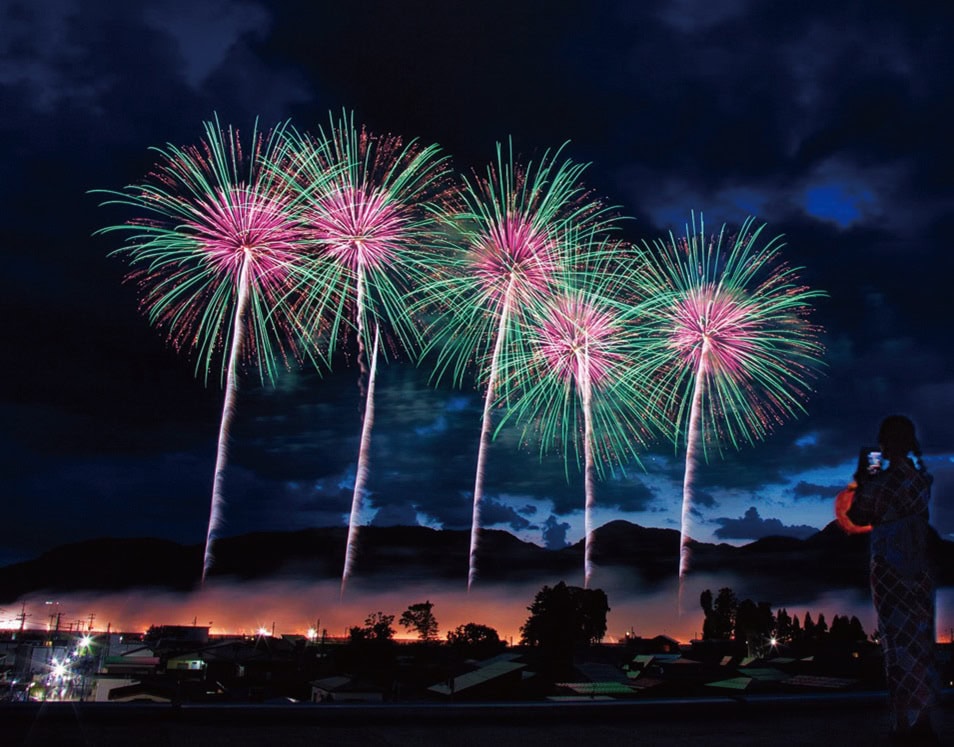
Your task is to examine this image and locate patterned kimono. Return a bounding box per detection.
[847,459,938,733]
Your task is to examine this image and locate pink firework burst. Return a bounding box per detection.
[666,284,758,381]
[283,111,452,595]
[416,140,621,590]
[471,213,558,307]
[638,213,826,608]
[497,239,661,589]
[306,184,408,272]
[537,294,623,390]
[96,117,319,584]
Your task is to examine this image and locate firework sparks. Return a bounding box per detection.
[637,213,826,608]
[95,116,318,583]
[497,237,661,588]
[417,140,617,590]
[283,111,451,596]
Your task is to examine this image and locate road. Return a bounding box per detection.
[6,692,952,746]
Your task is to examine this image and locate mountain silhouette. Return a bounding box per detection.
[0,521,950,603]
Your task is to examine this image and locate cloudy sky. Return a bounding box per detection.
[3,0,953,572]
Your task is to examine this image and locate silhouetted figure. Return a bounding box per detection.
[847,415,940,744]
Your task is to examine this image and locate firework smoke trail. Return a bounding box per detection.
[94,117,318,583]
[418,141,618,590]
[283,111,451,593]
[638,213,826,607]
[498,240,662,589]
[341,323,380,598]
[677,336,708,611]
[205,253,250,580]
[579,349,596,588]
[468,280,514,591]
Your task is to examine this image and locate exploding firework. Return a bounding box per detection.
[282,111,452,595]
[496,235,662,588]
[636,213,826,606]
[95,116,319,583]
[418,140,618,590]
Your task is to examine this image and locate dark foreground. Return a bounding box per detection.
[6,692,952,746]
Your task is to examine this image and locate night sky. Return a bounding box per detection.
[3,0,954,581]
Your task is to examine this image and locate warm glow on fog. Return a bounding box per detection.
[9,572,948,644]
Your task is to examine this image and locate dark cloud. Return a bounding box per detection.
[1,0,952,565]
[714,507,819,541]
[542,516,571,550]
[479,497,534,534]
[791,481,844,501]
[689,490,720,519]
[692,490,719,509]
[370,502,419,528]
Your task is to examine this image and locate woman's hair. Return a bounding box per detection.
[878,414,926,471]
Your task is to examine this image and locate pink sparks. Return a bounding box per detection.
[187,187,301,289]
[537,296,622,389]
[667,285,756,379]
[473,214,557,306]
[307,185,407,271]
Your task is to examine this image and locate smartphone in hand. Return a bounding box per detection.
[858,446,882,480]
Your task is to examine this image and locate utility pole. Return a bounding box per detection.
[15,604,29,639]
[87,613,96,632]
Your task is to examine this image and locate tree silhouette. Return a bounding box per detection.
[735,599,775,654]
[349,611,395,643]
[520,581,609,648]
[700,587,737,640]
[803,611,816,637]
[520,581,609,678]
[446,623,505,659]
[399,600,439,642]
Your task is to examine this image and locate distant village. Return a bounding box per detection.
[2,584,952,705]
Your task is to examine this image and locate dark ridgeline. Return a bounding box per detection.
[0,520,951,603]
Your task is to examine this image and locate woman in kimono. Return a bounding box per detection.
[847,415,939,744]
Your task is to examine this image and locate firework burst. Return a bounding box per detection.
[497,236,661,588]
[282,111,452,595]
[417,140,618,590]
[95,116,319,583]
[637,213,826,607]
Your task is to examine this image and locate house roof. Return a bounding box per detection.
[577,662,629,684]
[784,674,857,689]
[428,660,525,696]
[311,676,352,691]
[107,682,173,703]
[554,681,636,696]
[706,676,756,691]
[477,652,523,666]
[311,675,384,693]
[625,675,665,691]
[739,667,789,682]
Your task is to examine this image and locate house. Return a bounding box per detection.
[310,675,385,703]
[427,654,527,700]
